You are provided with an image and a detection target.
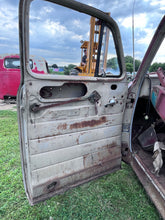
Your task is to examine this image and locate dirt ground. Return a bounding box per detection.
[0,100,17,111]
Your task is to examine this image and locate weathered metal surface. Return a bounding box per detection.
[30,90,101,112]
[31,137,120,170]
[156,67,165,87]
[17,0,129,206]
[19,77,127,204]
[29,113,123,139]
[30,97,83,112]
[69,116,106,129]
[131,154,165,219]
[22,74,126,203]
[30,125,121,155]
[32,158,121,205]
[23,130,119,204]
[151,68,165,122]
[152,85,165,122]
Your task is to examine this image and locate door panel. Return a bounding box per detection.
[18,0,127,204]
[20,79,127,204]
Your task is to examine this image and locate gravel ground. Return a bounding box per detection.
[0,100,17,111]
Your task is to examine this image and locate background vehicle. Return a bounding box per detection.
[0,54,48,102]
[17,0,165,218]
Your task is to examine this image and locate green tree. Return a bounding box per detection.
[135,59,141,71]
[106,57,118,70]
[126,63,133,73]
[162,63,165,70]
[125,56,133,64]
[125,56,141,72]
[52,64,58,68]
[107,56,141,73]
[64,64,76,75]
[149,62,165,72]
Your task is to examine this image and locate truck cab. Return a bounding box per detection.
[17,0,165,218]
[0,54,48,101]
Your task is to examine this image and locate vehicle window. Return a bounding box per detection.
[29,60,33,69]
[4,58,21,69]
[29,0,120,77]
[98,27,120,77]
[4,58,33,69]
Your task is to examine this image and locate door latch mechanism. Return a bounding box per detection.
[105,99,116,107]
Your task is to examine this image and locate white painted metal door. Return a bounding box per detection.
[17,0,128,204]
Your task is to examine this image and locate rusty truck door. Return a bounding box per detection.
[17,0,128,205]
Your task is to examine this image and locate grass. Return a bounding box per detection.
[0,110,160,220]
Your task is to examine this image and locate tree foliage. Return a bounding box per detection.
[107,57,118,70]
[125,56,133,64]
[107,56,141,73]
[149,62,165,72]
[126,63,133,73]
[52,64,58,68]
[124,56,165,73]
[124,56,141,72]
[135,59,141,71]
[64,64,76,75]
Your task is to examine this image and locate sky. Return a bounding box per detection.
[0,0,165,66]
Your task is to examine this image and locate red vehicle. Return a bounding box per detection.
[0,54,48,101]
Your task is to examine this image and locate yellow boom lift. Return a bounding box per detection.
[76,14,110,77]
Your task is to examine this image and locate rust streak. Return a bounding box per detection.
[57,123,67,130]
[70,116,107,129]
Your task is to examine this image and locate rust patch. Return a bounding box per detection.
[57,123,67,130]
[121,142,131,164]
[83,143,120,168]
[83,154,89,167]
[32,157,121,205]
[76,137,79,145]
[70,116,107,130]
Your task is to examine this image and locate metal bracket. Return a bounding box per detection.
[30,90,101,113]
